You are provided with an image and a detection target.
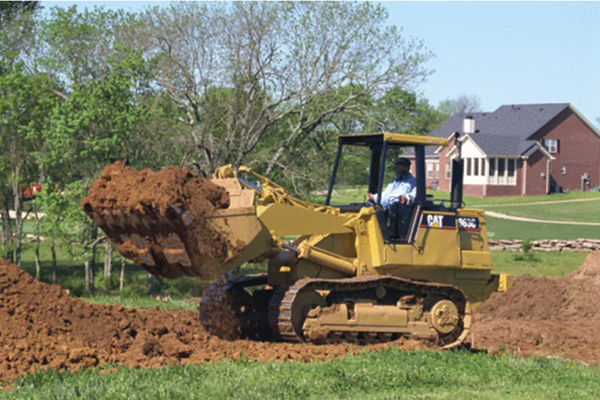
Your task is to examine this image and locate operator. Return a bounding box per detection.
[367,158,416,209]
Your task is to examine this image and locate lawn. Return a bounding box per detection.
[311,186,600,208]
[4,349,600,400]
[486,200,600,223]
[485,215,600,240]
[491,251,587,277]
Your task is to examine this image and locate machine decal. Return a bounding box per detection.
[420,214,457,230]
[457,217,480,232]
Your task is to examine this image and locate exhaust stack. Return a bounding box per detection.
[450,132,464,208]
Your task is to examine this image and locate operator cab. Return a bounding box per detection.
[324,133,465,244]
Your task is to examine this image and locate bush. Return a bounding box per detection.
[512,239,539,262]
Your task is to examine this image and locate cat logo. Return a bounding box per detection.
[426,214,444,228]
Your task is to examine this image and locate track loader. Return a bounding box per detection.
[85,133,513,348]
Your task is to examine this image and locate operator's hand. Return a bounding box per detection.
[367,193,374,202]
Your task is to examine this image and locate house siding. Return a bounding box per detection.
[530,108,600,191]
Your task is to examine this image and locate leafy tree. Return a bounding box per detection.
[370,88,446,135]
[438,94,483,117]
[0,1,40,22]
[0,66,57,265]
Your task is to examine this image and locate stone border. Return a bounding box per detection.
[488,238,600,252]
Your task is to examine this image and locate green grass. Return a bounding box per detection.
[491,251,587,277]
[84,295,199,310]
[311,186,600,208]
[4,349,600,400]
[468,191,600,206]
[488,201,600,223]
[486,216,600,240]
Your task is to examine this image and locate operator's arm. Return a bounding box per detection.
[404,176,417,204]
[371,182,393,206]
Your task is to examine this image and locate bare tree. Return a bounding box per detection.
[438,94,483,116]
[131,2,432,177]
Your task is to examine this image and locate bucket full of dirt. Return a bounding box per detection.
[81,162,271,280]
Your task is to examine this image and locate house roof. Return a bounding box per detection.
[426,103,575,157]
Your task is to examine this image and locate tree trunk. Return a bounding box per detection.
[85,226,98,295]
[34,207,41,280]
[0,202,13,261]
[119,258,125,291]
[51,239,57,285]
[12,167,23,267]
[104,241,113,286]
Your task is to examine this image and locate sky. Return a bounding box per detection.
[42,1,600,126]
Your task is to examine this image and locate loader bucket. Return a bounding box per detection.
[83,174,273,280]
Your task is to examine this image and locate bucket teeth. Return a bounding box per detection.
[158,233,192,268]
[169,204,195,227]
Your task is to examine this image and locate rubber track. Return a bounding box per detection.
[268,276,471,348]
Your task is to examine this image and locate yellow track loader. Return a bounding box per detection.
[87,133,513,348]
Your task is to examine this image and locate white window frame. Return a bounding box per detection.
[427,162,434,178]
[445,163,451,180]
[544,139,558,154]
[561,165,566,175]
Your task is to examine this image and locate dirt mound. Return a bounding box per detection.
[81,162,240,279]
[0,259,429,381]
[472,251,600,363]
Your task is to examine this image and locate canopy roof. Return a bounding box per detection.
[337,133,448,147]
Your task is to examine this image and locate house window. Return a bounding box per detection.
[561,165,566,174]
[480,159,486,176]
[498,159,506,176]
[435,166,439,179]
[544,139,558,153]
[508,159,516,177]
[446,163,451,179]
[474,158,479,176]
[466,158,472,176]
[427,163,434,178]
[489,158,496,176]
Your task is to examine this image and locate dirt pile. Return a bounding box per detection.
[0,259,428,381]
[472,251,600,363]
[81,162,241,279]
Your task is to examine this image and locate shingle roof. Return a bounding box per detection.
[427,103,570,157]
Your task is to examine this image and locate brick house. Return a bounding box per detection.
[410,103,600,197]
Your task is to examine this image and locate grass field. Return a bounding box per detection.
[312,187,600,208]
[485,216,600,240]
[4,349,600,400]
[488,201,600,223]
[491,251,587,277]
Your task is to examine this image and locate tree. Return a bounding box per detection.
[0,1,40,26]
[131,2,432,178]
[370,88,446,135]
[0,67,56,266]
[437,94,483,117]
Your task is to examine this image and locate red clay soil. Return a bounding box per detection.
[0,259,428,382]
[472,251,600,363]
[5,253,600,381]
[81,162,241,279]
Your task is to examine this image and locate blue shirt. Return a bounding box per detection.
[373,173,417,209]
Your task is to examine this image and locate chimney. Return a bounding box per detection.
[463,115,475,135]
